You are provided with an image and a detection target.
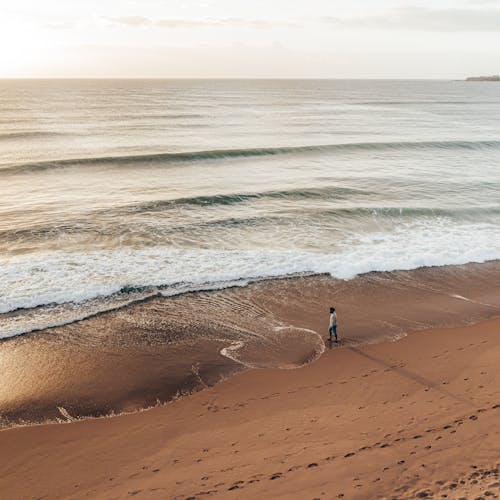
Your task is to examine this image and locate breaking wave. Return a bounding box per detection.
[4,139,500,174]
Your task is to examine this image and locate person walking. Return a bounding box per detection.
[328,306,338,342]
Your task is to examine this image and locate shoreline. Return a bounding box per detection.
[3,257,500,341]
[1,317,499,498]
[1,260,500,428]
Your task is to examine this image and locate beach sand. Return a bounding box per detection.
[1,315,499,499]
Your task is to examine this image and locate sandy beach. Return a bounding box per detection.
[1,295,499,498]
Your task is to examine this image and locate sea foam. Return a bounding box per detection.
[1,217,499,338]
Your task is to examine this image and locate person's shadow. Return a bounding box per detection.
[325,336,472,406]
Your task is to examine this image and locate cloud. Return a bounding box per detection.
[44,22,75,30]
[321,6,500,32]
[466,0,500,4]
[106,16,295,29]
[109,16,151,27]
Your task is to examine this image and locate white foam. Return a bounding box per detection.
[219,341,247,365]
[450,294,500,309]
[219,327,325,369]
[1,218,500,338]
[450,294,472,302]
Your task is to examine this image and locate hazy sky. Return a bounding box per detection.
[2,0,500,78]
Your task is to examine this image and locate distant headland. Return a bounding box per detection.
[466,75,500,81]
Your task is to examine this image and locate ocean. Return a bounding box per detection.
[1,79,500,339]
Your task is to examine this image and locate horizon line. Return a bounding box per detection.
[0,77,468,81]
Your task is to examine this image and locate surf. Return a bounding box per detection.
[4,139,500,175]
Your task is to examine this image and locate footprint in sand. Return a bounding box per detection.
[229,480,244,490]
[415,490,430,498]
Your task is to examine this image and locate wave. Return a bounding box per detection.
[110,112,207,120]
[139,202,500,218]
[107,186,373,212]
[1,203,499,245]
[2,214,500,336]
[191,206,500,231]
[4,139,500,174]
[0,131,66,140]
[354,100,493,106]
[312,205,500,218]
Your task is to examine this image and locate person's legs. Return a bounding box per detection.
[333,325,338,341]
[328,326,333,340]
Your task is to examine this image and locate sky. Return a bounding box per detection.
[1,0,500,78]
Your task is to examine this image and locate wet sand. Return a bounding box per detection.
[1,316,499,499]
[1,261,500,426]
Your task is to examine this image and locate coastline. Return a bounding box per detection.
[1,316,499,498]
[1,260,500,428]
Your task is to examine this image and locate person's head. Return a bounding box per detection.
[330,307,335,313]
